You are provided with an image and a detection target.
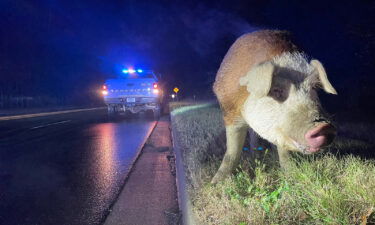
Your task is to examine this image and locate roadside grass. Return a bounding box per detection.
[194,154,375,225]
[170,101,375,225]
[169,101,202,112]
[171,101,226,189]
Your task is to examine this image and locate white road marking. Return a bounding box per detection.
[29,120,71,130]
[0,107,106,121]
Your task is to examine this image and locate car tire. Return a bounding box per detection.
[107,106,119,118]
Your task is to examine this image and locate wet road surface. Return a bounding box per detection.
[0,109,156,225]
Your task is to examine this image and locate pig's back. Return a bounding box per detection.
[213,30,298,125]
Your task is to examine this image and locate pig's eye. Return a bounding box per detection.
[270,87,287,102]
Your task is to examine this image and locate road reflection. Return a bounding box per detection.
[90,123,118,206]
[82,118,156,222]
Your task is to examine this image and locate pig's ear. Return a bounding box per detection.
[310,60,338,95]
[239,61,275,97]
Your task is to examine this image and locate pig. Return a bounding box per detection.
[212,30,337,184]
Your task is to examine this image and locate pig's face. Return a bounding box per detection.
[240,53,337,154]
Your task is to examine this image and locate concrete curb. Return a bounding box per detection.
[101,120,158,224]
[170,115,196,225]
[0,107,106,121]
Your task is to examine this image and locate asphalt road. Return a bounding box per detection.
[0,109,156,225]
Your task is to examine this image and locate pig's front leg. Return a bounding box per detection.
[277,147,290,169]
[211,125,247,184]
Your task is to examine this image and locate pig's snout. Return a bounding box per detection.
[305,123,336,153]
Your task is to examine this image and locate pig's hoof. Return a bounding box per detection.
[211,171,228,184]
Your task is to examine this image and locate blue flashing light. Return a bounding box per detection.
[122,68,144,74]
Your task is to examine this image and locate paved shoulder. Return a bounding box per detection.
[104,116,179,225]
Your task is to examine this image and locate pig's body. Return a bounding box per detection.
[212,30,337,183]
[214,30,298,125]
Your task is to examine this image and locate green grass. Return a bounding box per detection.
[170,101,375,225]
[193,154,375,225]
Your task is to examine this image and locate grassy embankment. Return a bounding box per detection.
[170,101,375,225]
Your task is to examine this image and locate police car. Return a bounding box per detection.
[102,68,163,118]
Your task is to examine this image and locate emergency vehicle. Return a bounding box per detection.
[102,68,162,118]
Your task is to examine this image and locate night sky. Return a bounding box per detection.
[1,0,375,110]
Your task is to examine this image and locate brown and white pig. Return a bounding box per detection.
[212,30,337,183]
